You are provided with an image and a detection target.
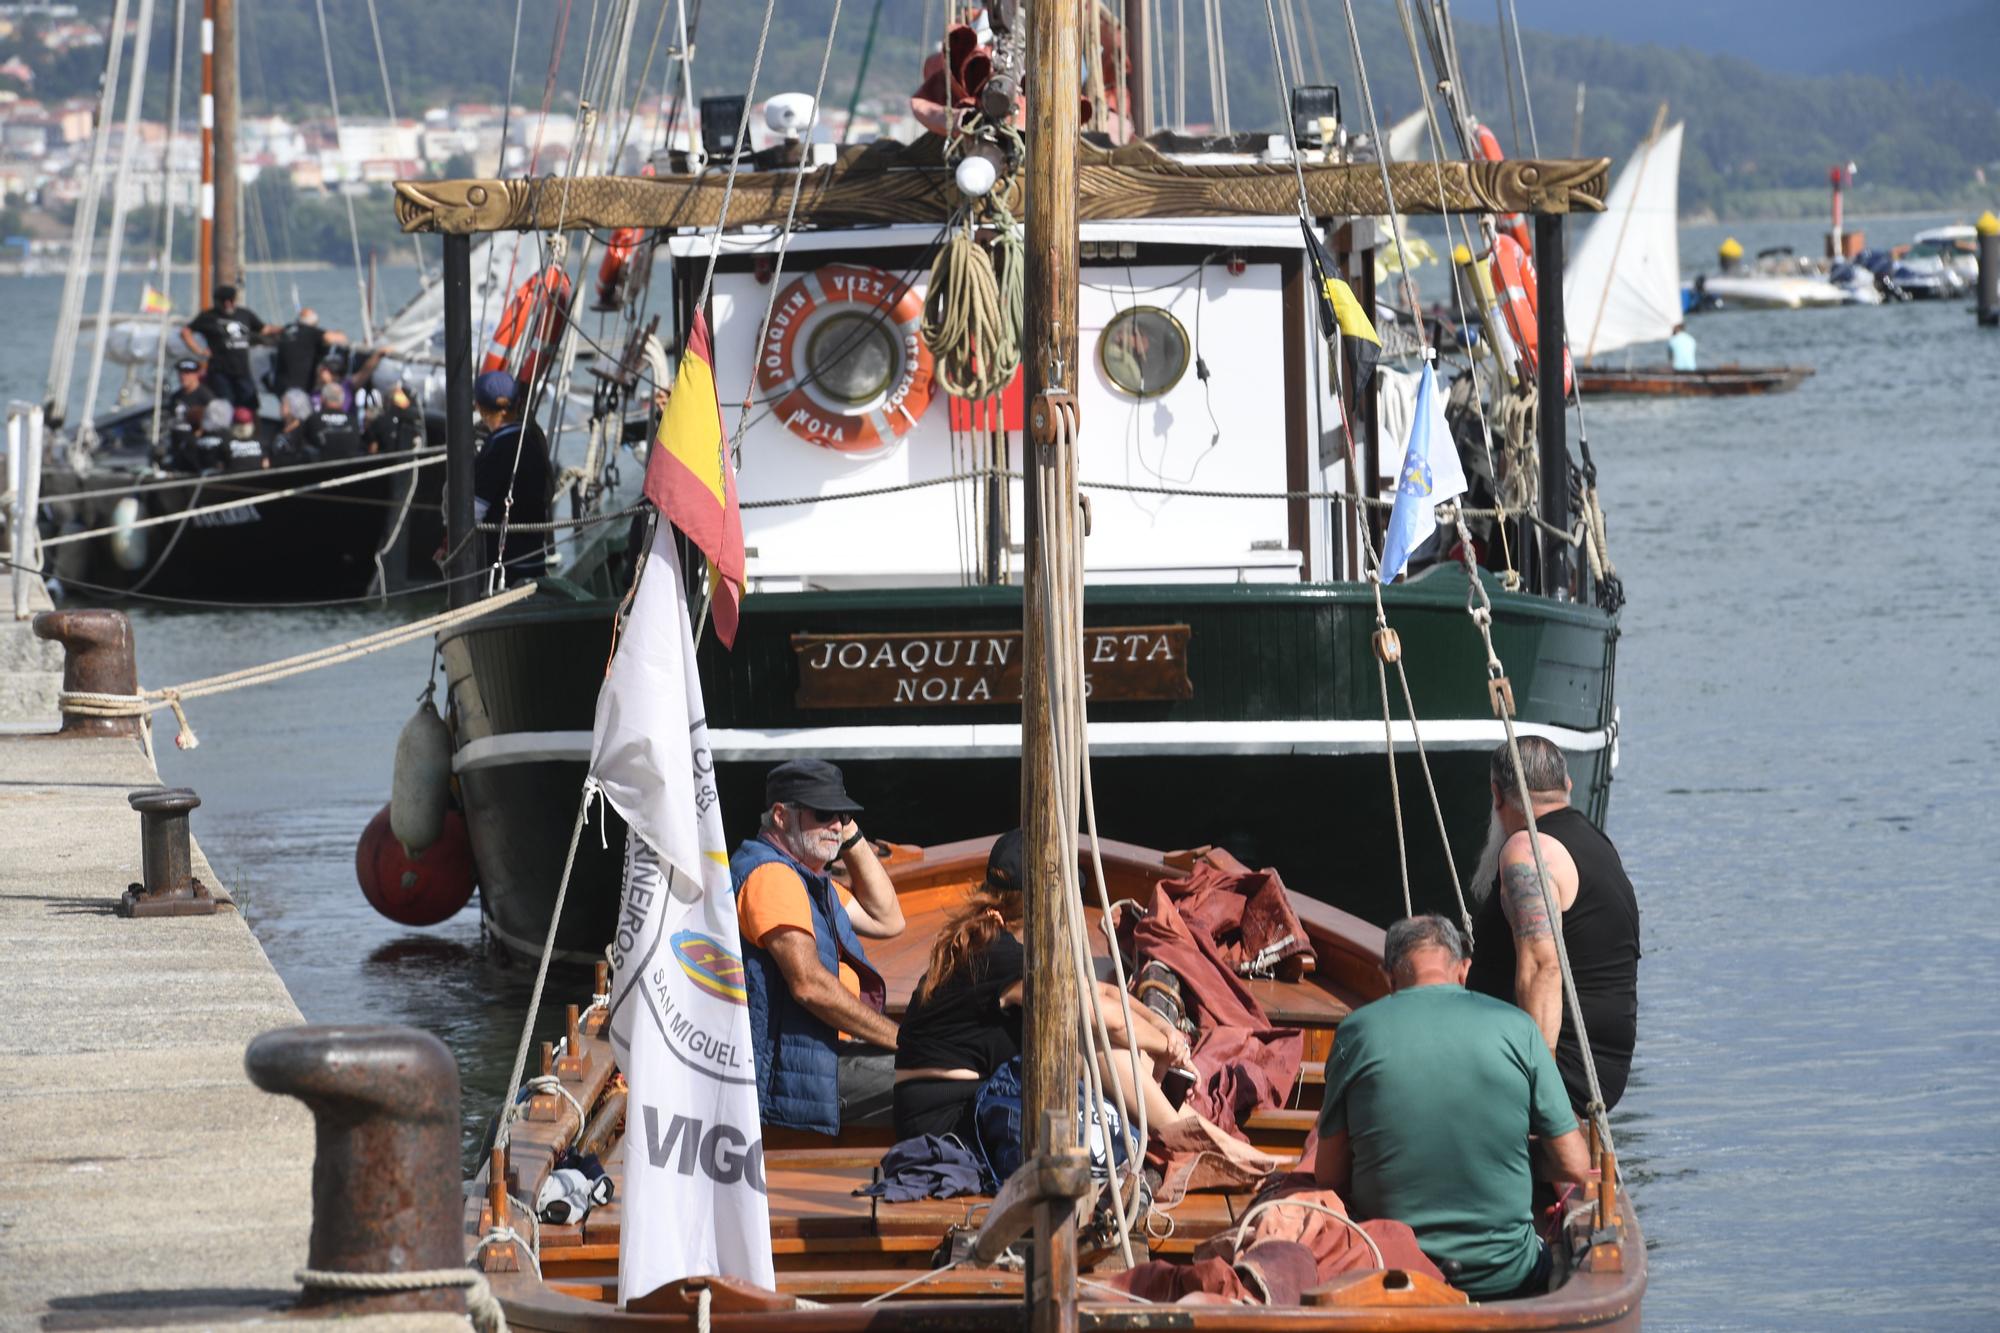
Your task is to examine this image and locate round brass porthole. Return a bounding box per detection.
[1098,305,1191,397]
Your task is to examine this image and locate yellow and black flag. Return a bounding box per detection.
[1300,218,1380,348]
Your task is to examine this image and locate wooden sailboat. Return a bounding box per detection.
[419,0,1645,1325]
[466,837,1644,1327]
[31,0,448,603]
[1565,116,1812,397]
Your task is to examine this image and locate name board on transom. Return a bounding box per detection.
[792,626,1193,709]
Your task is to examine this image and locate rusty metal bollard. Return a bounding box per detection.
[119,787,217,917]
[31,608,140,739]
[245,1026,467,1318]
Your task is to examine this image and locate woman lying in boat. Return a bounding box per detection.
[891,829,1270,1179]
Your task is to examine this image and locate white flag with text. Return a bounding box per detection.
[590,522,774,1302]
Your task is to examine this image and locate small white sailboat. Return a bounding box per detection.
[1567,118,1813,395]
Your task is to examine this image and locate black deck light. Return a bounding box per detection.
[700,95,748,162]
[1290,85,1341,152]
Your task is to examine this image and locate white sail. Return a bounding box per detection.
[1565,121,1684,360]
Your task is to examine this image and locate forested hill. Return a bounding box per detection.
[12,0,1999,219]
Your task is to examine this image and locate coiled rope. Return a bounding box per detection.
[923,205,1024,400]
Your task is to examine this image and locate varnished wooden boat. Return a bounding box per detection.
[468,836,1644,1329]
[1576,363,1813,397]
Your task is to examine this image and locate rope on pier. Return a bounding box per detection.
[55,582,538,750]
[295,1265,508,1333]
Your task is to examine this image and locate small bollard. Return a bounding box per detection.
[1977,211,1999,328]
[32,608,141,739]
[245,1025,467,1318]
[120,787,216,917]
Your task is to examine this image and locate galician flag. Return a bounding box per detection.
[645,311,746,647]
[589,521,773,1304]
[1378,361,1467,584]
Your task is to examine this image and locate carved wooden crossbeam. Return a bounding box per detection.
[396,138,1609,236]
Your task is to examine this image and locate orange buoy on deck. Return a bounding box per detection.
[356,802,476,927]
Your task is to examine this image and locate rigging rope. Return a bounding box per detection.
[730,0,848,462]
[37,454,443,550]
[1451,513,1613,1156]
[55,582,538,751]
[311,0,374,344]
[147,0,191,450]
[363,0,427,282]
[48,0,132,429]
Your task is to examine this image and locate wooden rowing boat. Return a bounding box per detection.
[1576,363,1814,397]
[468,835,1644,1329]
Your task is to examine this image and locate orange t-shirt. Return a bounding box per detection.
[737,860,862,1003]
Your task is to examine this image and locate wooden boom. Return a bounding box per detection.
[395,137,1610,235]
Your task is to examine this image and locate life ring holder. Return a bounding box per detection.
[755,263,936,453]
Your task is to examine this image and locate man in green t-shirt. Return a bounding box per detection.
[1314,915,1593,1300]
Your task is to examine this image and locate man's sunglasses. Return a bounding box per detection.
[805,807,848,825]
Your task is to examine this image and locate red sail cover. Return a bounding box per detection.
[644,312,746,646]
[1124,883,1304,1138]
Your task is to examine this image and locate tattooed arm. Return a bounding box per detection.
[1497,832,1576,1051]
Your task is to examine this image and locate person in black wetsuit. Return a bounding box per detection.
[180,284,277,408]
[161,358,213,467]
[310,382,363,460]
[1464,737,1641,1116]
[271,389,319,466]
[470,369,552,582]
[364,382,426,456]
[271,308,349,395]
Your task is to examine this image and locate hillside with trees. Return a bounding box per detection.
[10,0,1997,223]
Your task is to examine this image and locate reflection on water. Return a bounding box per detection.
[6,222,1998,1327]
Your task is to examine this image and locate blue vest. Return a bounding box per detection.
[732,836,885,1135]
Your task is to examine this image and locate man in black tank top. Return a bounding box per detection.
[1464,738,1641,1116]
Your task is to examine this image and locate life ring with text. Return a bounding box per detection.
[485,264,572,387]
[1474,124,1533,253]
[595,227,645,310]
[756,263,935,452]
[1491,235,1573,395]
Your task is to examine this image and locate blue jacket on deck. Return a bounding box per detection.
[732,836,884,1135]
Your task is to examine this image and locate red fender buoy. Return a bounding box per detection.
[356,802,476,927]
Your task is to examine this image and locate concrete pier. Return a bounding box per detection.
[0,589,464,1330]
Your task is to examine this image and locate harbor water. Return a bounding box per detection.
[6,220,1997,1328]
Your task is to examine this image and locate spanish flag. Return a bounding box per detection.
[141,285,172,314]
[1300,219,1380,347]
[643,311,745,647]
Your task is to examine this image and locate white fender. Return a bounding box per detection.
[390,701,453,853]
[109,496,148,571]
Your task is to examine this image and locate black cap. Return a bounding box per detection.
[214,283,237,304]
[984,828,1024,894]
[174,357,201,373]
[764,758,862,814]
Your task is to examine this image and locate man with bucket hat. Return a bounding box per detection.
[732,759,907,1134]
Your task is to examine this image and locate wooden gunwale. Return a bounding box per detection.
[1573,363,1813,397]
[466,836,1644,1329]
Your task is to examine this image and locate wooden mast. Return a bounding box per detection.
[197,0,213,303]
[1020,0,1083,1324]
[212,0,240,292]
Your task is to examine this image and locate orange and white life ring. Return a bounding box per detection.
[1491,236,1573,395]
[595,227,645,310]
[1474,124,1533,254]
[485,264,572,387]
[755,263,935,452]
